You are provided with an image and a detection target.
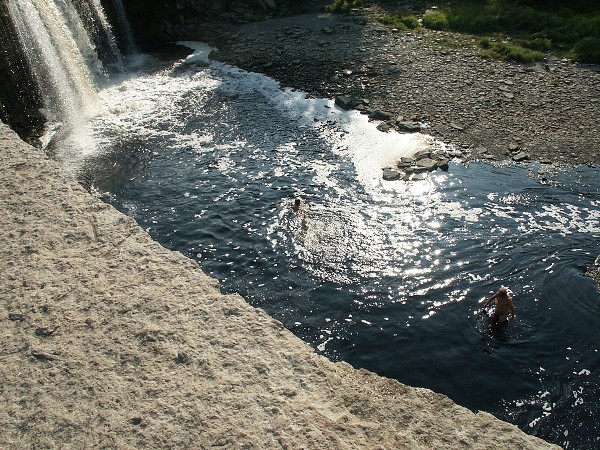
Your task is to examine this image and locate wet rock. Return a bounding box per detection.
[411,172,428,181]
[335,95,357,110]
[437,158,450,171]
[413,149,432,159]
[512,152,529,162]
[382,167,402,181]
[376,122,391,132]
[386,148,452,181]
[397,156,414,168]
[368,110,391,121]
[414,157,439,172]
[396,121,421,132]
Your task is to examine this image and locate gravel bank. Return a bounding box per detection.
[0,119,563,448]
[192,5,599,167]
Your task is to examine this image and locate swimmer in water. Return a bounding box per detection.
[290,197,304,212]
[481,286,516,324]
[287,197,310,213]
[285,197,310,232]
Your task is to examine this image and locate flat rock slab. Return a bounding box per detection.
[414,157,440,171]
[0,122,560,449]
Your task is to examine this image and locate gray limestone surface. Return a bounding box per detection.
[0,121,562,448]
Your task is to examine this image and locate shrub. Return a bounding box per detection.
[481,40,545,63]
[479,37,492,49]
[401,15,420,29]
[431,0,600,63]
[422,11,449,30]
[324,0,362,13]
[522,37,552,51]
[378,14,420,31]
[572,37,600,63]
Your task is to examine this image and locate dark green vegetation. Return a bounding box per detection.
[378,12,420,30]
[377,0,600,63]
[324,0,363,13]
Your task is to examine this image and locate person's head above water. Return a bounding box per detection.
[496,286,511,299]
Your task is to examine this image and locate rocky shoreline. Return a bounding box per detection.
[184,3,600,284]
[0,120,562,448]
[188,3,599,168]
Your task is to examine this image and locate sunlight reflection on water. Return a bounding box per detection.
[50,43,600,450]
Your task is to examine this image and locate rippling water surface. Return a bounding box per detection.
[52,43,600,449]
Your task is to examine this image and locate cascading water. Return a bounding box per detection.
[8,0,129,134]
[111,0,137,55]
[71,0,125,69]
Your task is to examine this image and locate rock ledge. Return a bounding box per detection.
[0,122,559,448]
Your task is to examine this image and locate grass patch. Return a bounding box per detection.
[480,40,545,62]
[422,10,449,30]
[424,33,476,52]
[376,1,600,63]
[440,0,600,63]
[378,13,420,31]
[324,0,362,13]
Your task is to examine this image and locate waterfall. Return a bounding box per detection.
[71,0,125,70]
[8,0,134,133]
[111,0,137,55]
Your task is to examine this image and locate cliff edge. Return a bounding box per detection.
[0,121,559,449]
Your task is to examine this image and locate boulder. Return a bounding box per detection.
[397,157,414,168]
[413,157,439,172]
[396,121,421,132]
[411,172,428,181]
[436,158,450,171]
[368,110,391,121]
[376,122,391,132]
[413,149,432,159]
[382,167,402,181]
[512,152,529,162]
[335,95,357,110]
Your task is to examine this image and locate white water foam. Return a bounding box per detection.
[175,42,435,195]
[50,40,599,247]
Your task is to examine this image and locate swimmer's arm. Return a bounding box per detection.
[481,294,496,310]
[509,301,516,317]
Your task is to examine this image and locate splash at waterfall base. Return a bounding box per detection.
[0,122,560,449]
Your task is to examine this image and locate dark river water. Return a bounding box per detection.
[53,43,600,449]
